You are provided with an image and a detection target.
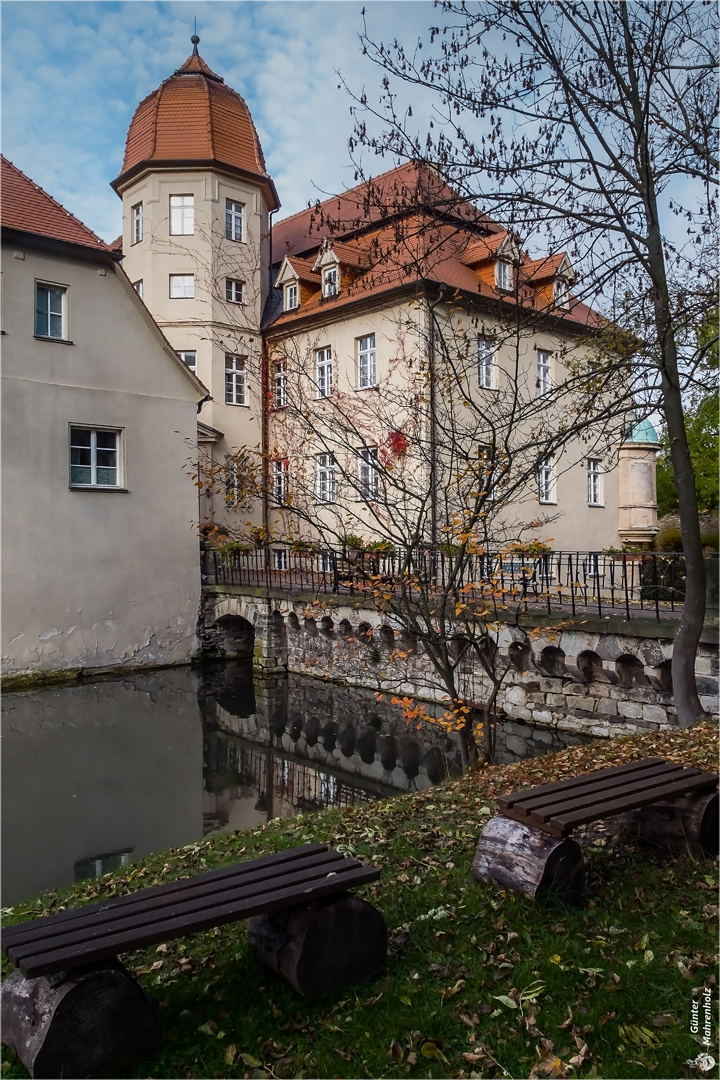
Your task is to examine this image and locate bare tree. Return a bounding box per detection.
[352,0,718,726]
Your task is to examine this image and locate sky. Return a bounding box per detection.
[2,1,442,243]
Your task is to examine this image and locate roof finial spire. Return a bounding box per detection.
[191,18,200,56]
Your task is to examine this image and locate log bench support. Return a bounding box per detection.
[631,789,719,856]
[472,815,586,903]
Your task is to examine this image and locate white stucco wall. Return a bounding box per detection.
[1,241,204,675]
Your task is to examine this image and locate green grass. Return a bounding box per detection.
[2,721,718,1080]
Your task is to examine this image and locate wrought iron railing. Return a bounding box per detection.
[201,544,708,622]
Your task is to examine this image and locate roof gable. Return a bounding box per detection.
[1,157,110,253]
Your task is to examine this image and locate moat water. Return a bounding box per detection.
[1,662,592,906]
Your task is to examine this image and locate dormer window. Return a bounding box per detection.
[554,277,570,309]
[285,282,298,311]
[323,266,339,298]
[496,260,513,291]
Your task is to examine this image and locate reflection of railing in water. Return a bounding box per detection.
[205,732,378,816]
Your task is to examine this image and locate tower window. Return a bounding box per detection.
[169,195,194,235]
[169,274,194,298]
[225,278,245,304]
[132,203,143,245]
[225,354,247,405]
[133,280,143,300]
[587,459,603,506]
[226,200,244,242]
[539,457,556,504]
[178,350,197,373]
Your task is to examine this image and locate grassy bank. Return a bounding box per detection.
[2,722,718,1080]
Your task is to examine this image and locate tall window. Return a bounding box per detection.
[478,443,496,501]
[226,199,244,241]
[316,346,333,398]
[178,350,197,373]
[539,457,556,504]
[587,459,602,506]
[133,280,144,300]
[225,461,241,508]
[225,354,247,405]
[477,337,494,389]
[132,203,143,244]
[169,274,194,298]
[272,549,289,571]
[285,282,298,311]
[273,459,289,505]
[316,453,335,502]
[357,334,376,389]
[35,283,66,339]
[555,278,570,309]
[274,360,287,407]
[358,447,379,500]
[536,349,552,396]
[496,260,513,291]
[323,266,338,298]
[225,278,245,304]
[169,195,194,235]
[70,427,120,488]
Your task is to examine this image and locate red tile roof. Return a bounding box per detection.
[114,50,278,207]
[1,156,111,252]
[283,256,321,285]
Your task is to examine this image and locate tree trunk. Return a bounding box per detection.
[248,892,387,997]
[1,960,155,1079]
[472,815,585,902]
[632,789,718,856]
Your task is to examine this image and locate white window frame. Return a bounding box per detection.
[274,360,288,408]
[357,334,377,389]
[478,443,496,501]
[225,199,244,242]
[169,194,194,235]
[496,260,513,291]
[272,548,289,571]
[477,337,495,389]
[35,282,67,339]
[133,279,144,300]
[169,274,194,299]
[225,354,247,405]
[323,265,339,298]
[69,425,122,489]
[225,460,242,508]
[225,278,245,304]
[358,447,379,501]
[178,350,197,373]
[316,346,333,398]
[587,458,603,506]
[554,277,570,309]
[536,349,552,397]
[539,457,556,504]
[132,203,143,245]
[273,459,289,505]
[316,453,336,503]
[317,552,334,573]
[285,282,298,311]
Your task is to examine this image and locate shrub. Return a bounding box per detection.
[700,530,719,551]
[653,527,683,552]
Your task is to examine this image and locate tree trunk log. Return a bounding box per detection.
[248,892,387,997]
[1,959,155,1079]
[632,790,718,856]
[472,815,585,902]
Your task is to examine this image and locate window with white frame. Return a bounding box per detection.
[554,277,570,309]
[536,349,552,396]
[538,457,556,504]
[225,278,245,304]
[70,427,121,488]
[357,334,377,389]
[477,443,496,501]
[169,194,194,235]
[316,453,335,502]
[587,458,603,506]
[323,265,339,298]
[317,551,334,573]
[358,447,379,500]
[316,346,333,398]
[133,279,144,300]
[272,549,289,571]
[169,274,194,298]
[35,283,66,339]
[285,282,298,311]
[132,203,143,244]
[477,337,495,389]
[274,360,287,408]
[225,460,241,508]
[225,199,244,242]
[225,354,247,405]
[273,459,289,505]
[178,350,197,373]
[496,260,513,291]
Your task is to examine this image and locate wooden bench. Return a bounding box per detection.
[473,758,718,902]
[1,843,386,1079]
